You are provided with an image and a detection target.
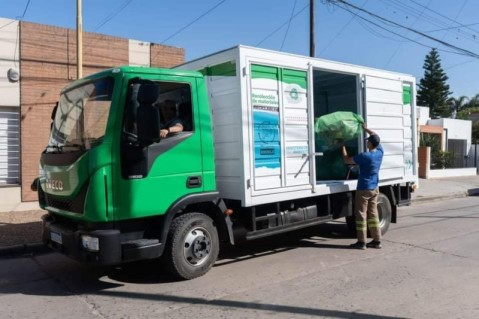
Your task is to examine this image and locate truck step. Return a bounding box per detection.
[122,239,162,262]
[122,239,159,249]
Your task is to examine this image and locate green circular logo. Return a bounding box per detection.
[289,88,299,100]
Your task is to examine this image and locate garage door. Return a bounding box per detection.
[0,106,20,185]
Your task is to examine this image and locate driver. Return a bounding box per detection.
[158,100,184,138]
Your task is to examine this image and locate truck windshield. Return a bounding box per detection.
[47,77,114,153]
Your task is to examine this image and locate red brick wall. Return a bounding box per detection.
[150,44,185,67]
[19,21,184,201]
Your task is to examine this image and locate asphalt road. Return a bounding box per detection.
[1,197,479,319]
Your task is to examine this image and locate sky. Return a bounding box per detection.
[1,0,479,98]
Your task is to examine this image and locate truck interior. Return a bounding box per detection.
[312,69,361,183]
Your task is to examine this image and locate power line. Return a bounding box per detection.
[381,0,479,43]
[426,22,479,34]
[332,1,472,58]
[385,0,432,67]
[329,0,479,59]
[0,19,17,30]
[408,0,479,35]
[94,0,134,31]
[440,0,468,41]
[256,4,310,46]
[19,0,31,20]
[320,0,369,55]
[160,0,228,44]
[280,0,298,51]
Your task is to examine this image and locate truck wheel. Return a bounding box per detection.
[164,213,219,280]
[345,193,392,236]
[377,193,392,236]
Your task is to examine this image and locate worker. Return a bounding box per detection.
[342,122,384,250]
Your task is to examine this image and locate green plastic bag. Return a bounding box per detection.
[314,111,364,145]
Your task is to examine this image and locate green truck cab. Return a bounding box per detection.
[40,67,228,279]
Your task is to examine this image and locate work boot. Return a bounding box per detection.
[366,240,382,249]
[350,241,366,250]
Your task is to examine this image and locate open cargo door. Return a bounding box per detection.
[363,75,415,181]
[249,64,311,192]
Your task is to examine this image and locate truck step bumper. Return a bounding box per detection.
[42,215,162,265]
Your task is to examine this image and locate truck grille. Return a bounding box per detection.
[42,184,88,214]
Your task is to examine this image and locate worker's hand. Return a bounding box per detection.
[160,129,169,138]
[335,139,344,146]
[362,122,367,130]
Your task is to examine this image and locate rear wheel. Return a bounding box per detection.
[345,192,392,236]
[164,213,219,280]
[377,193,392,236]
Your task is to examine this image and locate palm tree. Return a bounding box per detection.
[466,93,479,109]
[448,96,469,118]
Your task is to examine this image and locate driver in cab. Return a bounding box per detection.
[159,100,184,138]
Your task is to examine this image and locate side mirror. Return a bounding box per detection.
[137,105,160,146]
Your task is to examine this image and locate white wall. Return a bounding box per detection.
[129,39,150,67]
[428,118,472,154]
[416,106,430,126]
[0,18,20,107]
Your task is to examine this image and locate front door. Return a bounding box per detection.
[113,74,205,220]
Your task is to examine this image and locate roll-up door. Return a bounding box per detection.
[0,106,20,185]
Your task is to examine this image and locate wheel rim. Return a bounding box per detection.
[183,226,212,267]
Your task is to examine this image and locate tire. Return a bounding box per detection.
[164,213,219,280]
[345,192,392,236]
[377,192,392,236]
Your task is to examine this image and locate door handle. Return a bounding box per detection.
[187,176,202,188]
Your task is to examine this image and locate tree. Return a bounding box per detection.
[472,121,479,144]
[467,93,479,109]
[447,95,469,118]
[417,48,452,118]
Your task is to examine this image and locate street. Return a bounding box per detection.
[1,197,479,319]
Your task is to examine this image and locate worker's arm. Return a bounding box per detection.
[342,145,356,165]
[363,122,376,136]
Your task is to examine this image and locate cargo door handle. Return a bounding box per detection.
[187,176,202,188]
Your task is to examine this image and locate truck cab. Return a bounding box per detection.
[40,67,222,278]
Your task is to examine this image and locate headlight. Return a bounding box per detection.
[81,235,99,251]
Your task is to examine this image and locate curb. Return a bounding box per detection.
[0,242,48,257]
[411,189,479,204]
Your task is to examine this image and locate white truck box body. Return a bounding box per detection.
[178,46,418,206]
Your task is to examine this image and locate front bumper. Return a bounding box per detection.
[42,214,162,265]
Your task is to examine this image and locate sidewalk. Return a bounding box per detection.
[1,175,479,256]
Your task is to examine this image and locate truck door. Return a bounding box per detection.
[114,75,208,220]
[249,64,311,192]
[363,75,416,181]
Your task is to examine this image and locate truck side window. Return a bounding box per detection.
[123,81,193,141]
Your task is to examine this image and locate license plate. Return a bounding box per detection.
[50,231,62,245]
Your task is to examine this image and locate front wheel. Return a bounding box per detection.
[346,192,392,236]
[164,213,219,280]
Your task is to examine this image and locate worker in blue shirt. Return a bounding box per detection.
[342,123,384,250]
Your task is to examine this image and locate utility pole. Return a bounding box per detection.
[77,0,83,79]
[310,0,315,57]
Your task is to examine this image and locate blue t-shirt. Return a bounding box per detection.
[353,144,384,190]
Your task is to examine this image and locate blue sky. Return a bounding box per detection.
[1,0,479,98]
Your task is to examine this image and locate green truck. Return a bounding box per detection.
[39,46,417,279]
